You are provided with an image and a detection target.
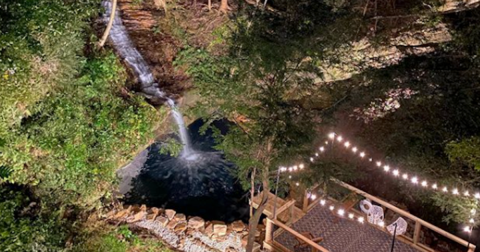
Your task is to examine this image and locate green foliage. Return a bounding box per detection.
[0,185,67,252]
[0,0,162,208]
[159,138,183,157]
[446,137,480,171]
[75,225,172,252]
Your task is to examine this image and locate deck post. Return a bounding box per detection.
[302,189,309,212]
[413,221,421,245]
[265,218,273,242]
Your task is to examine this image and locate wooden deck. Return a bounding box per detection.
[252,191,305,224]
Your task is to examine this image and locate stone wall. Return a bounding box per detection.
[106,205,261,252]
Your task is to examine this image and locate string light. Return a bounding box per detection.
[358,217,365,223]
[337,136,343,142]
[352,147,358,153]
[315,153,319,157]
[393,169,400,176]
[443,187,448,193]
[338,209,345,216]
[320,199,326,206]
[464,191,470,197]
[463,226,471,233]
[475,193,480,199]
[328,133,335,139]
[453,188,459,195]
[319,146,325,152]
[295,182,300,186]
[411,177,418,184]
[383,165,390,172]
[421,180,428,187]
[402,174,408,180]
[311,194,317,200]
[378,221,385,227]
[344,142,351,148]
[469,218,475,224]
[376,161,382,167]
[310,157,314,162]
[360,152,366,158]
[329,205,335,211]
[348,213,354,219]
[299,164,304,169]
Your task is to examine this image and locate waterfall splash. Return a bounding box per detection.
[102,1,194,158]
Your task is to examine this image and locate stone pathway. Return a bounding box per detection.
[276,204,419,252]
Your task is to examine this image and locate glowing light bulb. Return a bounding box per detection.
[442,187,448,193]
[360,152,365,158]
[320,200,326,206]
[295,182,299,186]
[383,165,390,172]
[311,194,317,200]
[376,161,382,167]
[432,184,438,189]
[358,217,364,223]
[352,147,358,153]
[299,164,304,169]
[393,169,399,176]
[288,167,293,172]
[421,181,428,187]
[464,226,471,233]
[369,158,373,162]
[402,174,408,180]
[348,213,354,219]
[315,153,319,157]
[464,191,470,196]
[288,175,292,179]
[378,221,385,227]
[325,141,328,145]
[469,218,475,224]
[328,133,335,139]
[471,209,476,215]
[338,209,345,216]
[319,146,325,152]
[453,188,459,195]
[337,136,343,142]
[293,165,298,171]
[411,177,418,184]
[475,193,480,199]
[329,205,335,211]
[344,142,350,148]
[310,157,314,162]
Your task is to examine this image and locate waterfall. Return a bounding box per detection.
[102,1,194,158]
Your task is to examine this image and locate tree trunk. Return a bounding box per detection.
[250,167,256,218]
[220,0,229,13]
[98,0,118,48]
[246,176,269,252]
[208,0,212,10]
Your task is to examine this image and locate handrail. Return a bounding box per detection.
[332,179,476,251]
[270,218,330,252]
[275,199,295,219]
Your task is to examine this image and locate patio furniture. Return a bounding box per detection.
[294,232,323,252]
[387,217,408,235]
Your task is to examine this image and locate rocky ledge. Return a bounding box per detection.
[105,205,262,252]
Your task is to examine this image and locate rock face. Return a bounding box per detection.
[231,220,246,232]
[165,209,176,220]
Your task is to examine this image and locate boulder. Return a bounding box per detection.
[226,247,237,252]
[140,204,147,211]
[241,235,248,247]
[188,216,205,230]
[165,209,176,220]
[174,221,188,233]
[155,216,169,227]
[113,208,131,219]
[167,219,178,229]
[205,223,214,237]
[127,211,146,223]
[174,213,186,222]
[213,222,227,236]
[252,242,261,252]
[231,220,246,232]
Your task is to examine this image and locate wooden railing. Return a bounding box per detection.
[301,179,476,252]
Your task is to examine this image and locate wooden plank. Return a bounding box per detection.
[271,218,330,252]
[413,222,421,244]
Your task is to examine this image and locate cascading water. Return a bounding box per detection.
[104,1,248,222]
[102,1,194,158]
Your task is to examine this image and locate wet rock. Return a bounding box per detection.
[231,220,246,232]
[165,209,176,220]
[188,216,205,230]
[155,216,169,227]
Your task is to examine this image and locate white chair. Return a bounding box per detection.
[387,217,408,235]
[367,205,384,225]
[360,199,372,214]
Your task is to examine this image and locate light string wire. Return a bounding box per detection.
[278,132,479,231]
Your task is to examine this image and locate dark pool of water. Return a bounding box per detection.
[125,119,249,223]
